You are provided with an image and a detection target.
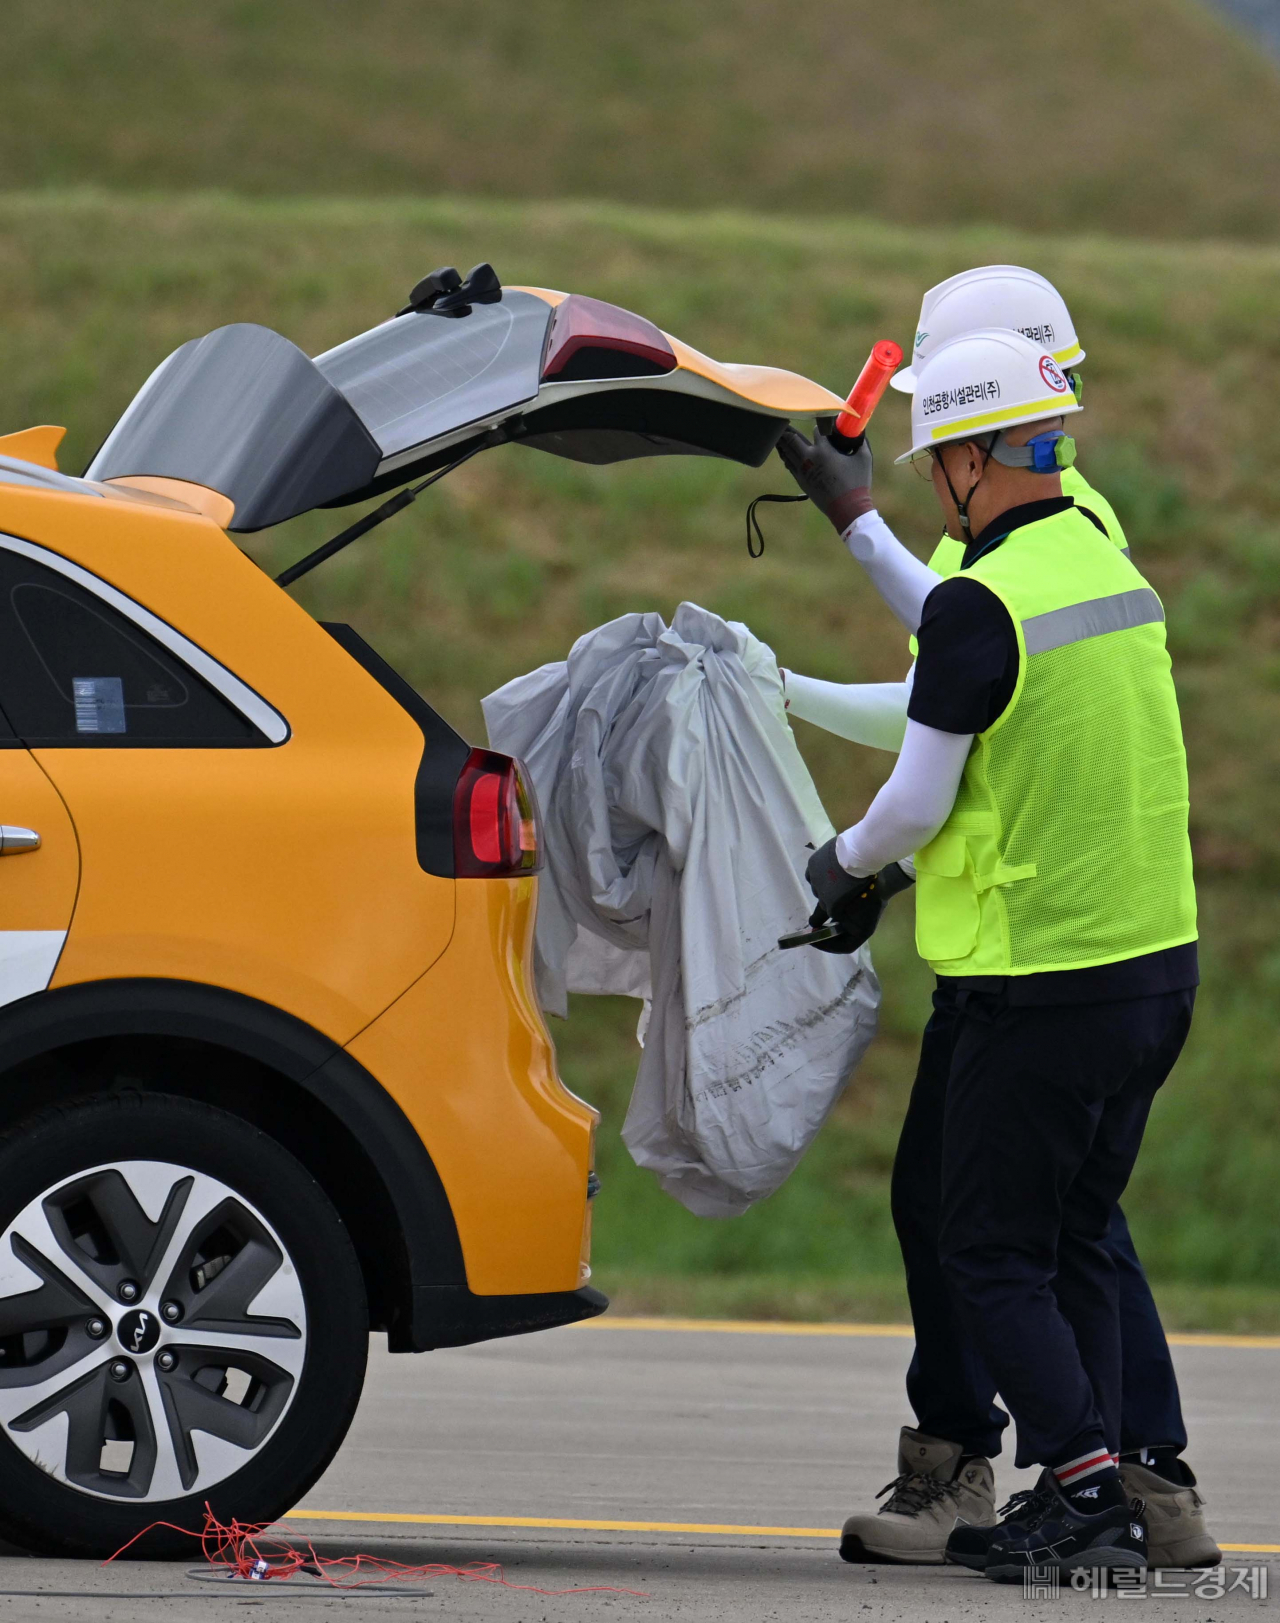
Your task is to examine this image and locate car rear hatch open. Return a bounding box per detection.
[85,267,844,532]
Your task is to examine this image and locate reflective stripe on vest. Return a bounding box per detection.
[1021,586,1163,656]
[907,474,1130,659]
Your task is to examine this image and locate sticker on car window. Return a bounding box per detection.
[73,676,126,734]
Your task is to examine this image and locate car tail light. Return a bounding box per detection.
[453,748,541,877]
[541,294,677,382]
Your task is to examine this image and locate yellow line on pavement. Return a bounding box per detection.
[579,1316,1280,1349]
[580,1316,914,1338]
[287,1510,1280,1553]
[1166,1332,1280,1349]
[290,1510,838,1538]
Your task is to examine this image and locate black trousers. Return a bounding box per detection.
[890,980,1194,1470]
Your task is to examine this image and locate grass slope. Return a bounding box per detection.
[0,191,1276,1311]
[3,2,1280,242]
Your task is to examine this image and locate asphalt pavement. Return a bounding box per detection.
[0,1318,1274,1619]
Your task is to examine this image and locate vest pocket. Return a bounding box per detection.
[913,831,980,963]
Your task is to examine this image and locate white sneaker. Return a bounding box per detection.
[840,1427,996,1565]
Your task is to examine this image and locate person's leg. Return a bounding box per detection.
[839,984,1003,1565]
[891,983,1009,1458]
[1049,994,1193,1454]
[1112,1200,1220,1565]
[1053,1000,1218,1568]
[936,989,1197,1581]
[937,990,1193,1473]
[1108,1206,1188,1456]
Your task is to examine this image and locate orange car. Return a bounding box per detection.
[0,267,842,1555]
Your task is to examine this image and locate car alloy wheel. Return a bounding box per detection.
[0,1159,307,1501]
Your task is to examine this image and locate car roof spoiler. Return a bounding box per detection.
[85,271,843,532]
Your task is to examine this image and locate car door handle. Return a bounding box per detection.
[0,827,40,854]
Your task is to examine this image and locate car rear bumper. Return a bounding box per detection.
[395,1283,608,1352]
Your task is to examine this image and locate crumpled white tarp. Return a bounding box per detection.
[482,603,880,1217]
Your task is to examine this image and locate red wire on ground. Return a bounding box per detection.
[105,1507,649,1596]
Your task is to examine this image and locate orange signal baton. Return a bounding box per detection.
[829,339,903,451]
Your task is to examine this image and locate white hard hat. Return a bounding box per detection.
[891,265,1085,395]
[895,328,1082,466]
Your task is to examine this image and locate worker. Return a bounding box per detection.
[778,270,1218,1572]
[781,328,1201,1582]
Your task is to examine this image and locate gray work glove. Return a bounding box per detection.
[804,838,915,954]
[777,421,875,534]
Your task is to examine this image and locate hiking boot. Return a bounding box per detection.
[839,1427,995,1565]
[984,1468,1147,1584]
[1118,1456,1221,1568]
[946,1485,1049,1572]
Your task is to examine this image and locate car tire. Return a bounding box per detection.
[0,1089,367,1557]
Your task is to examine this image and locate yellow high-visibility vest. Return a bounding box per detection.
[913,504,1196,975]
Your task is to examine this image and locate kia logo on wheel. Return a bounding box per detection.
[117,1308,160,1356]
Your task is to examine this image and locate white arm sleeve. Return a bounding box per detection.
[834,719,973,876]
[783,669,911,753]
[842,510,943,634]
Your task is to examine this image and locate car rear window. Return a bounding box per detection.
[0,549,262,746]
